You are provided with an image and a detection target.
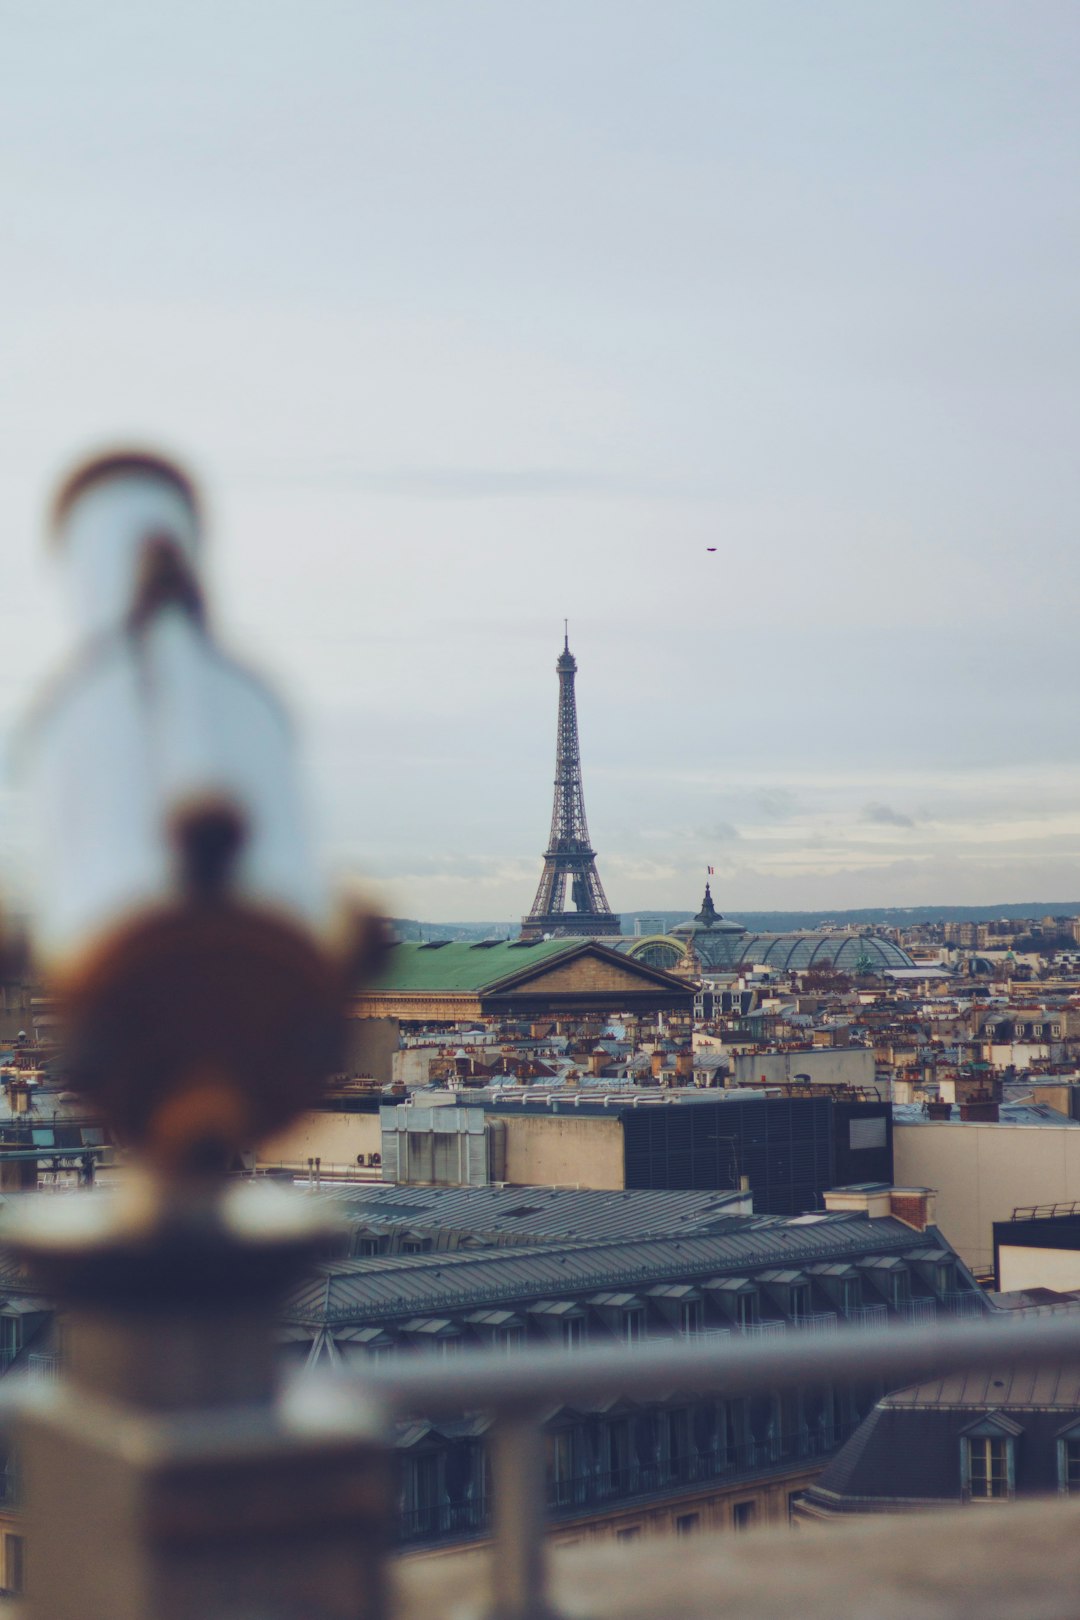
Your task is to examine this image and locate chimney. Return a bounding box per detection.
[5,1078,30,1115]
[959,1099,999,1123]
[650,1052,664,1078]
[675,1049,693,1079]
[889,1187,937,1232]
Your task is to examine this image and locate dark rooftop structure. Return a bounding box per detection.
[463,1089,894,1217]
[800,1340,1080,1518]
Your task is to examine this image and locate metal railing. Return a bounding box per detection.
[1011,1200,1080,1221]
[842,1303,889,1327]
[943,1290,988,1319]
[401,1422,866,1545]
[360,1309,1080,1620]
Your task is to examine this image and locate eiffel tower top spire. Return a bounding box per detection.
[520,630,619,939]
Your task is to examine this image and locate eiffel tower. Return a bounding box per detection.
[521,628,620,939]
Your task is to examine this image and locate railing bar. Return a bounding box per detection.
[358,1313,1080,1419]
[490,1411,555,1620]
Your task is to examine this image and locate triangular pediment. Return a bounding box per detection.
[487,942,686,997]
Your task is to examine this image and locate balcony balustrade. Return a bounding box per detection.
[370,1309,1080,1619]
[842,1302,888,1327]
[403,1422,866,1546]
[942,1289,988,1318]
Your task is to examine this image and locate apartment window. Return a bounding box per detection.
[840,1278,861,1314]
[736,1291,759,1327]
[0,1319,20,1362]
[494,1325,524,1352]
[889,1270,910,1308]
[606,1418,633,1494]
[616,1526,641,1542]
[661,1408,690,1479]
[563,1316,586,1349]
[3,1533,23,1596]
[732,1499,757,1531]
[623,1308,645,1344]
[404,1453,442,1537]
[964,1436,1012,1501]
[935,1262,956,1296]
[675,1513,700,1537]
[789,1284,809,1322]
[1057,1433,1080,1494]
[680,1300,702,1336]
[787,1490,803,1524]
[549,1429,578,1507]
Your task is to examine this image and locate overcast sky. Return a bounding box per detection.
[2,3,1079,923]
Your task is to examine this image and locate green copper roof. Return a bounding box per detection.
[369,937,584,994]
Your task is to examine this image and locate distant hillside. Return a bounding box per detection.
[391,918,515,942]
[621,903,1080,933]
[394,903,1080,941]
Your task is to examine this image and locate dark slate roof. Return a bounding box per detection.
[807,1360,1080,1512]
[313,1183,753,1247]
[283,1213,949,1326]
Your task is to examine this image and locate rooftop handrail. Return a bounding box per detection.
[354,1305,1080,1618]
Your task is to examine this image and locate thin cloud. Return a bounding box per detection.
[861,802,917,829]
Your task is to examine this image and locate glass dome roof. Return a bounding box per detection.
[624,889,916,974]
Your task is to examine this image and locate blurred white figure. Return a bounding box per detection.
[22,452,332,979]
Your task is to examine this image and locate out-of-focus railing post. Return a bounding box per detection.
[489,1410,558,1620]
[5,451,392,1620]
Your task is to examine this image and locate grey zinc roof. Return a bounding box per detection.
[281,1214,949,1326]
[313,1183,754,1247]
[886,1366,1080,1410]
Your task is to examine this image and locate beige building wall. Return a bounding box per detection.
[400,1466,819,1568]
[259,1108,382,1170]
[998,1243,1080,1293]
[731,1048,877,1092]
[894,1121,1080,1272]
[501,1115,625,1190]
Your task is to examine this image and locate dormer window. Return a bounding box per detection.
[965,1437,1010,1499]
[840,1278,861,1314]
[1056,1422,1080,1493]
[789,1284,810,1322]
[935,1261,956,1296]
[737,1291,759,1327]
[0,1317,20,1364]
[680,1300,703,1335]
[961,1415,1020,1502]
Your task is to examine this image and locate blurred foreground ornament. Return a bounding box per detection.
[7,452,391,1620]
[20,450,377,1170]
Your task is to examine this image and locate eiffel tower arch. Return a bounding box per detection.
[521,630,620,940]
